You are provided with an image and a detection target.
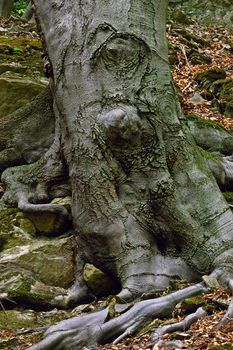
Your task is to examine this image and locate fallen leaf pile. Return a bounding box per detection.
[168,22,233,129]
[100,289,233,350]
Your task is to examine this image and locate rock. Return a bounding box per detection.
[0,307,69,332]
[187,114,233,155]
[83,263,117,297]
[24,212,58,235]
[0,73,48,117]
[0,207,76,305]
[169,1,233,28]
[225,100,233,117]
[0,88,55,173]
[180,295,205,313]
[189,93,206,105]
[0,62,27,75]
[25,197,72,235]
[189,52,211,65]
[0,237,75,287]
[187,114,233,191]
[195,68,227,88]
[170,10,194,25]
[51,196,72,211]
[0,309,39,331]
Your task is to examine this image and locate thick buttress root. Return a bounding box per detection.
[17,192,69,233]
[1,134,71,234]
[27,283,207,350]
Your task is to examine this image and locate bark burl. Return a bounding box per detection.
[2,0,233,348]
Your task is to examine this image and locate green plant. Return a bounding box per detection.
[12,0,28,16]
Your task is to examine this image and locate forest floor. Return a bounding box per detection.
[0,14,233,350]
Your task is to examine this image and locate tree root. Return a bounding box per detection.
[17,192,70,233]
[150,307,207,348]
[27,283,207,350]
[213,276,233,330]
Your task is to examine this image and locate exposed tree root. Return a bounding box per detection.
[150,307,207,348]
[27,283,208,350]
[212,274,233,330]
[17,192,69,233]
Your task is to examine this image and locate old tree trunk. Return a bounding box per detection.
[0,0,13,17]
[1,0,233,349]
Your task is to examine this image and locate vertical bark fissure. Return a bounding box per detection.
[31,0,233,295]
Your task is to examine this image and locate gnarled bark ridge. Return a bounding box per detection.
[1,0,233,348]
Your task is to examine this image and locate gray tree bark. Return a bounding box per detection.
[1,0,233,348]
[22,1,33,21]
[0,0,13,17]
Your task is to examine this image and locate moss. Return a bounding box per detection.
[0,310,38,331]
[19,218,36,235]
[223,192,233,205]
[208,345,233,350]
[173,28,210,48]
[0,208,18,231]
[195,68,227,87]
[180,295,205,312]
[83,263,117,296]
[190,52,211,65]
[210,79,233,98]
[187,113,230,133]
[0,35,43,76]
[197,147,221,163]
[225,100,233,117]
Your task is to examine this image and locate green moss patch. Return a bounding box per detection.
[223,192,233,205]
[187,113,230,133]
[0,36,43,76]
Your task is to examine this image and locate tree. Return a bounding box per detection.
[1,0,233,349]
[0,0,13,17]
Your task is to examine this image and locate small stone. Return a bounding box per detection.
[190,93,206,105]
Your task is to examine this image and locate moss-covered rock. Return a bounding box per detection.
[189,51,211,65]
[83,263,117,297]
[223,192,233,205]
[0,236,75,288]
[225,100,233,117]
[172,27,211,48]
[24,212,57,235]
[169,10,194,25]
[24,197,72,235]
[187,114,233,155]
[0,34,43,76]
[169,0,233,28]
[210,79,233,99]
[180,295,206,313]
[0,73,48,117]
[195,68,227,88]
[0,88,54,173]
[0,309,39,331]
[0,204,76,306]
[208,345,233,350]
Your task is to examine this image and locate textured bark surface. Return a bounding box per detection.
[0,0,13,17]
[1,0,233,348]
[27,0,233,294]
